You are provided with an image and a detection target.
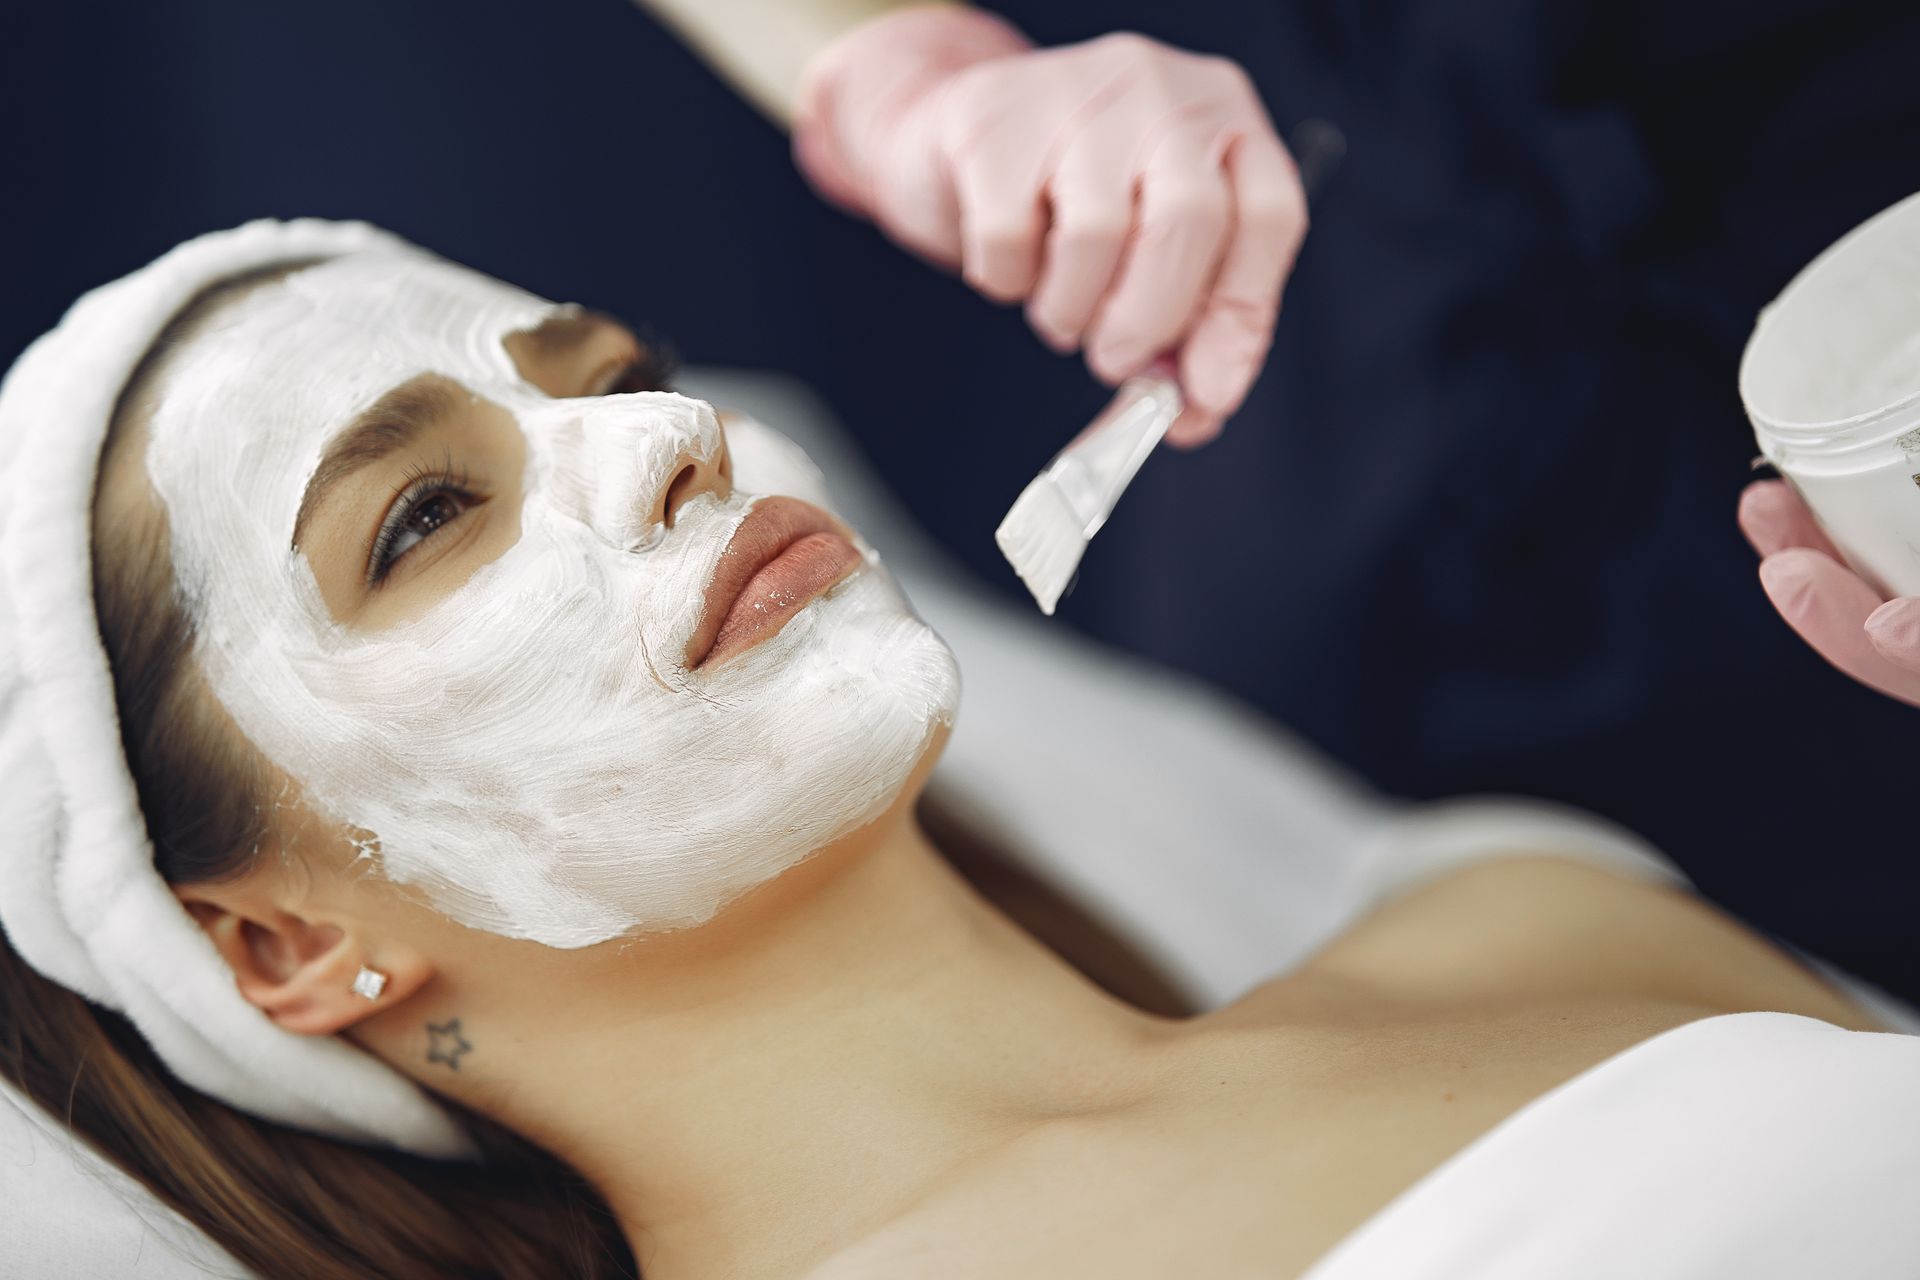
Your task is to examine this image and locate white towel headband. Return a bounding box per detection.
[0,219,480,1159]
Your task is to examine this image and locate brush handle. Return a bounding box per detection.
[1045,373,1185,539]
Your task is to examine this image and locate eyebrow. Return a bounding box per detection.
[508,306,605,361]
[288,308,637,550]
[291,375,464,550]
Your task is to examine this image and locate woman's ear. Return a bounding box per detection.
[173,881,435,1035]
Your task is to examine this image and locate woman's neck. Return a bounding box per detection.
[429,798,1180,1278]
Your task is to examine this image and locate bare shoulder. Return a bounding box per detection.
[1288,855,1888,1032]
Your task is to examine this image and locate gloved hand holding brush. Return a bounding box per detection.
[789,5,1308,448]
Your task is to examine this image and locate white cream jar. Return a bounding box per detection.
[1742,190,1920,597]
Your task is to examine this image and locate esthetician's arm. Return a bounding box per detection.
[1740,479,1920,706]
[632,0,912,126]
[633,0,1309,446]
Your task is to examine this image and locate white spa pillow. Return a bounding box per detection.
[3,367,1389,1275]
[0,1078,250,1279]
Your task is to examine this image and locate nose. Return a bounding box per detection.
[527,392,734,552]
[655,437,733,530]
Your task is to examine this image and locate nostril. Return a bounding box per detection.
[662,463,699,529]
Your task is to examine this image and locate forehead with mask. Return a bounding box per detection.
[138,248,959,947]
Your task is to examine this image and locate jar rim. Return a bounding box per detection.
[1740,191,1920,437]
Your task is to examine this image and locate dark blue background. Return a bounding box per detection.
[7,0,1918,996]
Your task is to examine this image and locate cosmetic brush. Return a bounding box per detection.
[993,370,1183,614]
[994,117,1346,615]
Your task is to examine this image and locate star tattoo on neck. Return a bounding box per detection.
[425,1017,473,1072]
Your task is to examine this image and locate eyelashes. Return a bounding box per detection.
[364,351,681,587]
[367,453,483,585]
[598,343,680,397]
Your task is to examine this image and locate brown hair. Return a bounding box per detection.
[0,271,640,1279]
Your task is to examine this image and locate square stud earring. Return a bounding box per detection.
[350,965,389,1001]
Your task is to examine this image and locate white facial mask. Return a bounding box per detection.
[141,249,959,945]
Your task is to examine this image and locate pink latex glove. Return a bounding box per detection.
[791,6,1308,447]
[1738,478,1920,706]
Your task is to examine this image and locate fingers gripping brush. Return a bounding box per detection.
[994,371,1183,614]
[994,117,1345,615]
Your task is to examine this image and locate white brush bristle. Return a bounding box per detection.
[994,476,1086,615]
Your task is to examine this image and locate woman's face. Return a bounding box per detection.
[136,248,959,946]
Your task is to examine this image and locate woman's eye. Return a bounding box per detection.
[370,483,480,583]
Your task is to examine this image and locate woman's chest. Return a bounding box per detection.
[813,1000,1710,1280]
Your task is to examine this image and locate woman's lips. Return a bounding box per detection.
[686,496,864,670]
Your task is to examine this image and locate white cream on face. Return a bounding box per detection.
[141,249,959,945]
